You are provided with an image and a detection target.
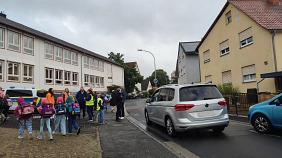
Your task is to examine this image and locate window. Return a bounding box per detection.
[158,89,167,101]
[23,64,34,83]
[239,28,253,48]
[100,77,104,87]
[222,70,232,84]
[7,62,20,82]
[150,90,160,102]
[226,11,232,24]
[0,60,4,81]
[72,72,78,86]
[242,65,256,82]
[64,49,71,64]
[89,58,94,69]
[8,31,20,51]
[54,46,63,62]
[0,28,4,48]
[167,88,175,101]
[95,76,99,87]
[203,50,210,63]
[99,61,104,71]
[84,56,89,68]
[220,40,230,56]
[179,85,222,101]
[64,71,71,85]
[108,64,113,80]
[205,75,212,83]
[71,52,78,65]
[94,59,99,70]
[6,90,33,97]
[84,74,89,86]
[90,75,95,86]
[45,68,53,84]
[23,36,33,55]
[45,43,53,59]
[55,69,63,85]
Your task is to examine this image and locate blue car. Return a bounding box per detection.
[248,93,282,134]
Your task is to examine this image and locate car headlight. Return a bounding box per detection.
[249,105,254,110]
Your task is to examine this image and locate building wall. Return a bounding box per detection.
[178,46,187,84]
[186,54,200,84]
[0,24,124,92]
[198,3,277,93]
[275,33,282,71]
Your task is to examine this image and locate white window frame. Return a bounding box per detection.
[220,47,230,56]
[23,36,33,55]
[243,74,256,82]
[95,76,100,87]
[72,72,78,86]
[242,65,256,83]
[64,71,71,85]
[90,75,95,86]
[55,69,63,85]
[90,58,94,69]
[84,56,89,68]
[7,61,20,82]
[94,59,99,70]
[84,74,89,86]
[45,68,53,84]
[45,43,53,59]
[64,49,71,64]
[71,52,78,65]
[99,61,104,71]
[0,60,4,81]
[203,50,210,63]
[100,77,104,87]
[0,28,4,49]
[8,30,20,51]
[23,64,34,83]
[240,37,253,48]
[54,46,63,62]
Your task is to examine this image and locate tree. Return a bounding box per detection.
[108,52,143,94]
[149,69,169,87]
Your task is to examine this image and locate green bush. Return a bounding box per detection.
[148,89,154,95]
[217,83,240,95]
[142,91,149,98]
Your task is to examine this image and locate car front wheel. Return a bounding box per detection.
[252,114,273,134]
[145,110,152,125]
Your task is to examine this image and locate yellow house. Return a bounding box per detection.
[196,0,282,93]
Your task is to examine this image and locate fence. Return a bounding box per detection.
[223,92,279,116]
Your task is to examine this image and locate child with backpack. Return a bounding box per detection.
[97,95,104,124]
[37,98,55,140]
[0,91,9,123]
[66,96,80,135]
[103,94,109,113]
[53,97,66,136]
[14,97,36,139]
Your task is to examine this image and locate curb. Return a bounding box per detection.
[96,126,103,158]
[228,114,248,118]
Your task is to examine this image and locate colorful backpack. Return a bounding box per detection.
[55,102,66,115]
[69,103,80,115]
[103,96,109,104]
[18,102,34,116]
[40,103,55,118]
[7,99,13,106]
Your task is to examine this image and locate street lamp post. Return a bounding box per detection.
[137,49,157,88]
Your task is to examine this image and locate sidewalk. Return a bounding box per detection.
[98,111,179,158]
[0,114,102,158]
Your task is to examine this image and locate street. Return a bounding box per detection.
[125,99,282,158]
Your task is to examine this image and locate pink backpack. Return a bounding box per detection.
[40,103,55,118]
[18,103,34,116]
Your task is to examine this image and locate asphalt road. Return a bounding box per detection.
[125,99,282,158]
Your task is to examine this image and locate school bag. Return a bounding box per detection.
[40,103,55,118]
[18,102,34,116]
[55,102,66,115]
[7,99,13,106]
[69,103,80,115]
[104,96,109,104]
[0,98,8,109]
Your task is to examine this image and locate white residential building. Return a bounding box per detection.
[0,13,124,92]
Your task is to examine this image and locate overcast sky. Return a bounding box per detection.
[2,0,226,78]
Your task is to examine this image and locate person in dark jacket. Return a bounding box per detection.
[109,90,116,112]
[119,86,126,119]
[76,87,87,119]
[114,86,122,122]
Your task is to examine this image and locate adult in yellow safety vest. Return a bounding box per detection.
[85,89,94,122]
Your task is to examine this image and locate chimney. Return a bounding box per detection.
[268,0,279,5]
[0,11,6,18]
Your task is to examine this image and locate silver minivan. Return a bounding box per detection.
[145,83,229,136]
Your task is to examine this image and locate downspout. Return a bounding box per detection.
[81,53,84,87]
[272,30,277,72]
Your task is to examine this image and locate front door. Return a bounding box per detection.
[147,90,160,122]
[272,97,282,127]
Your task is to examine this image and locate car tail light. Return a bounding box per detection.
[174,104,194,111]
[218,100,226,107]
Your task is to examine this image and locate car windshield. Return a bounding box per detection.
[37,90,47,97]
[179,85,222,101]
[6,90,33,97]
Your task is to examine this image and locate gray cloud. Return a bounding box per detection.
[2,0,226,78]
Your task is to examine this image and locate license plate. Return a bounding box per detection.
[198,111,216,117]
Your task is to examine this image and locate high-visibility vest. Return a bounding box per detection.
[97,98,103,111]
[86,94,94,106]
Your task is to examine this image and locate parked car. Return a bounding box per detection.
[144,83,229,137]
[248,93,282,134]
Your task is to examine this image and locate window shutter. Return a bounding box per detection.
[242,65,256,75]
[220,40,229,50]
[205,75,212,83]
[222,71,232,84]
[239,28,252,41]
[203,50,210,61]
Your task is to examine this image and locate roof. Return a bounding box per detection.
[261,71,282,78]
[141,79,150,91]
[0,16,122,67]
[180,41,200,54]
[196,0,282,51]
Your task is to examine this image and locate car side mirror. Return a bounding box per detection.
[275,99,281,106]
[146,99,151,103]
